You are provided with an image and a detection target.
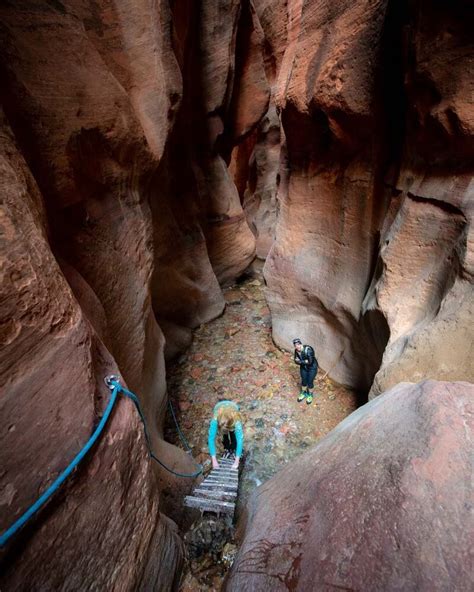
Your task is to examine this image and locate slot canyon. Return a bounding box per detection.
[0,1,472,591]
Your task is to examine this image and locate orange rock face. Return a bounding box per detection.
[261,0,473,391]
[0,0,472,588]
[0,0,268,587]
[366,1,474,395]
[226,380,474,592]
[0,111,183,589]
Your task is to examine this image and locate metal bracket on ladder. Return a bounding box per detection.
[184,457,239,517]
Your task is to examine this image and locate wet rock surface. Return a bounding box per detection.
[167,272,357,589]
[226,380,473,592]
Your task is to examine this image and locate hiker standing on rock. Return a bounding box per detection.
[208,401,244,470]
[293,338,318,404]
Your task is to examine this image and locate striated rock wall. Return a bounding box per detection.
[167,0,269,285]
[226,380,474,591]
[261,0,473,392]
[263,0,391,392]
[0,111,183,590]
[366,0,474,395]
[0,0,268,588]
[1,0,472,588]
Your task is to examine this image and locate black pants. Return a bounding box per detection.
[300,364,317,389]
[222,431,237,453]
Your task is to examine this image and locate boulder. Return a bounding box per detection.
[226,380,473,592]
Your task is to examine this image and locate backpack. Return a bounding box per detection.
[303,345,318,369]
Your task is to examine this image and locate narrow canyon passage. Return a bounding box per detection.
[167,274,357,501]
[165,270,357,588]
[0,0,472,589]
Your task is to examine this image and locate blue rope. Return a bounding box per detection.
[168,399,192,452]
[0,385,120,548]
[0,379,202,548]
[110,381,202,478]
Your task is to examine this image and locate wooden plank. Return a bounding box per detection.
[193,488,236,501]
[199,478,238,486]
[184,496,235,514]
[204,479,238,486]
[198,482,238,491]
[193,486,237,497]
[212,465,238,471]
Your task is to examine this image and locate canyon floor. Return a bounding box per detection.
[166,270,358,590]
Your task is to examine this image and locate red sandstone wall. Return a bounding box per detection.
[260,0,473,392]
[0,0,266,587]
[226,380,474,591]
[0,0,472,588]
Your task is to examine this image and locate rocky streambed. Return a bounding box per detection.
[166,274,358,590]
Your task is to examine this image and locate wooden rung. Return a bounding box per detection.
[205,475,238,482]
[201,477,237,484]
[193,488,236,501]
[203,480,238,487]
[211,469,238,476]
[184,496,235,514]
[212,465,238,470]
[198,482,238,491]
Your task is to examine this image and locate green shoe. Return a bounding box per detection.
[306,393,314,404]
[297,391,307,402]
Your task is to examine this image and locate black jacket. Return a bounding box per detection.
[294,345,318,370]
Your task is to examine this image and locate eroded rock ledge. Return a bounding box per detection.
[226,380,473,592]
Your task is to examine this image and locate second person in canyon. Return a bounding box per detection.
[293,338,319,404]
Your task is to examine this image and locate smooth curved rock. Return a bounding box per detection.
[0,1,272,586]
[0,113,183,590]
[263,0,394,390]
[366,1,474,395]
[232,103,281,259]
[170,0,268,285]
[261,0,474,392]
[226,380,473,592]
[1,0,473,588]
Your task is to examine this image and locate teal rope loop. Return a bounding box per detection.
[110,380,202,478]
[0,378,201,548]
[168,399,192,452]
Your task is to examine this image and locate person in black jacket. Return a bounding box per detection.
[293,338,318,404]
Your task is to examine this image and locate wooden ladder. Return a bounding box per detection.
[184,457,239,517]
